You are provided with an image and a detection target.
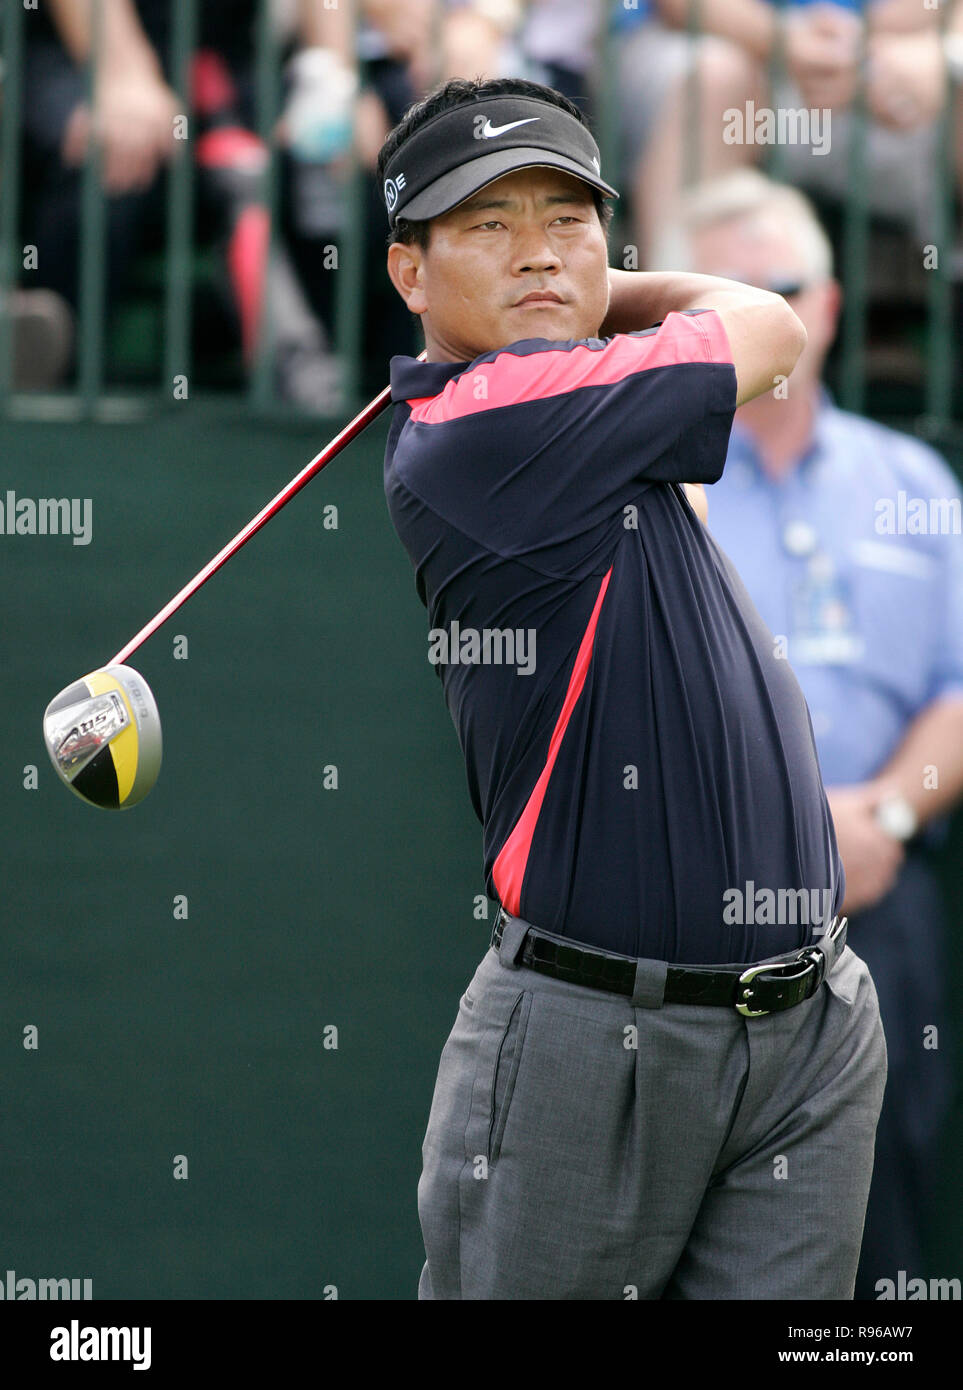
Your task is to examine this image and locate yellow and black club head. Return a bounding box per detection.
[43,665,162,810]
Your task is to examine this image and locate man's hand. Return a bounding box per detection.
[826,783,905,917]
[61,65,181,194]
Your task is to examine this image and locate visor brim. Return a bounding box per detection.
[393,148,619,227]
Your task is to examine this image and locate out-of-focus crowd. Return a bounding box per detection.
[2,0,961,402]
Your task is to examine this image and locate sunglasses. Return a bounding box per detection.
[715,273,811,298]
[762,278,809,298]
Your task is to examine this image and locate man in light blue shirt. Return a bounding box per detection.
[668,168,963,1298]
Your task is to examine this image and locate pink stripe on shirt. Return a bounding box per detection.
[492,565,614,917]
[408,311,732,424]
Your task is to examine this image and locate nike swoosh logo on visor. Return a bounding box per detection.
[480,117,541,138]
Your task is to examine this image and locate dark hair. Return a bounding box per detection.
[377,77,615,250]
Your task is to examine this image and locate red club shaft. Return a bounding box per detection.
[108,355,425,667]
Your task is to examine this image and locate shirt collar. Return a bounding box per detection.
[389,354,468,404]
[729,384,836,479]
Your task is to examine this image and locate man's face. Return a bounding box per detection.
[690,213,840,389]
[387,166,611,362]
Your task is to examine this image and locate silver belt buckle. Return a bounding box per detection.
[735,957,810,1017]
[736,914,846,1017]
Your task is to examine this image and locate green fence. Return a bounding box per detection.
[1,1,959,429]
[592,0,959,434]
[0,0,366,422]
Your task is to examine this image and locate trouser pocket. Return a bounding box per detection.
[488,990,533,1166]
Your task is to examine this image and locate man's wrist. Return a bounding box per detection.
[875,793,919,841]
[99,44,165,86]
[867,776,922,840]
[603,268,775,336]
[943,30,963,85]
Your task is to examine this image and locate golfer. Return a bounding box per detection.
[379,77,887,1300]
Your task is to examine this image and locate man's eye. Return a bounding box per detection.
[474,221,503,231]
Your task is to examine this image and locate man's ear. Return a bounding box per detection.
[387,242,428,317]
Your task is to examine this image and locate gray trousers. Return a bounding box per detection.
[417,928,888,1300]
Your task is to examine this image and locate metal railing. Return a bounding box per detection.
[0,0,25,408]
[0,0,366,422]
[595,0,959,437]
[1,0,959,434]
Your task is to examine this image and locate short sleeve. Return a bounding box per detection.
[393,310,737,571]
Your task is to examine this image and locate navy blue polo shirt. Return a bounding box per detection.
[384,312,845,964]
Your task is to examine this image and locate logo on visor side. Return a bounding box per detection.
[384,173,406,211]
[477,116,541,139]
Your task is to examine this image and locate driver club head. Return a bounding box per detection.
[43,664,162,810]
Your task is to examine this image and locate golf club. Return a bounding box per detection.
[43,354,426,809]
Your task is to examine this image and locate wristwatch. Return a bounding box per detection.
[943,32,963,85]
[875,794,919,842]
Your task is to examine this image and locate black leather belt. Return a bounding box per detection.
[491,906,848,1017]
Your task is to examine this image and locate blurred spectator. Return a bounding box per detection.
[508,0,600,112]
[617,0,963,266]
[0,36,74,388]
[18,0,357,408]
[353,2,531,172]
[0,285,74,389]
[354,1,526,378]
[662,169,963,1297]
